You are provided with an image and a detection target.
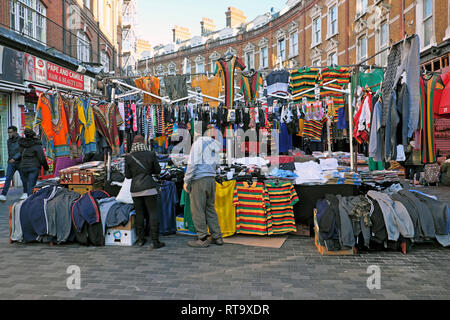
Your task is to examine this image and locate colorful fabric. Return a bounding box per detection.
[191,75,222,108]
[61,96,81,158]
[240,71,263,105]
[134,76,161,104]
[92,103,124,156]
[303,119,324,141]
[34,93,70,160]
[180,189,196,233]
[233,181,272,235]
[215,180,236,238]
[419,75,444,163]
[75,97,97,155]
[214,55,246,107]
[290,67,320,102]
[265,182,298,234]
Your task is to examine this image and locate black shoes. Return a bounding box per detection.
[152,240,165,249]
[136,239,146,246]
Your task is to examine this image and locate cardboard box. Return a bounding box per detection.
[105,228,136,246]
[313,209,356,256]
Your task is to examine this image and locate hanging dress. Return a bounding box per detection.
[75,97,97,155]
[214,55,246,107]
[240,71,263,105]
[92,102,124,156]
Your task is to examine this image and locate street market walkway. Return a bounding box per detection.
[0,185,449,300]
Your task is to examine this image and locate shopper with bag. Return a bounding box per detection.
[125,135,164,248]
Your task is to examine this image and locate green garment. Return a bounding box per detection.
[358,68,384,92]
[369,157,384,171]
[180,189,196,232]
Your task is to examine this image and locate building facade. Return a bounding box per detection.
[0,0,123,184]
[138,0,450,78]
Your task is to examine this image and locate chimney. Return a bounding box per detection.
[201,17,216,36]
[225,7,246,28]
[172,25,191,43]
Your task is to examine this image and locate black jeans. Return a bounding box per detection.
[1,163,22,196]
[132,195,159,242]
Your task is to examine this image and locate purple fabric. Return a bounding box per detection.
[54,157,82,177]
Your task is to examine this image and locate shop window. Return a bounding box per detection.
[0,94,10,180]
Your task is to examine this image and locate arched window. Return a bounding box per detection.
[77,30,91,63]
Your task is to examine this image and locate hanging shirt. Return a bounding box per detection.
[233,181,272,236]
[75,97,97,155]
[289,67,320,102]
[240,71,263,105]
[264,181,299,234]
[265,69,291,106]
[191,75,222,108]
[214,55,246,107]
[61,96,81,159]
[134,76,161,104]
[215,180,236,238]
[34,93,70,160]
[92,103,124,156]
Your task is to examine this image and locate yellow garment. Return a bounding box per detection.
[154,136,167,147]
[192,75,222,107]
[135,76,161,104]
[75,97,97,154]
[297,119,304,136]
[215,180,236,237]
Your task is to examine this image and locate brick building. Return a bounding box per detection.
[137,0,450,78]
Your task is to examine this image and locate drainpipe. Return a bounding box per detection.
[303,2,306,65]
[345,0,350,65]
[401,0,405,36]
[62,0,66,54]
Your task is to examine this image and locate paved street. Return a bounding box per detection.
[0,185,449,301]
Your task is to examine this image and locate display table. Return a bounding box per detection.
[293,184,359,226]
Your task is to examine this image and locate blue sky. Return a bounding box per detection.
[137,0,287,46]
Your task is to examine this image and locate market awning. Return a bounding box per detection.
[0,80,30,93]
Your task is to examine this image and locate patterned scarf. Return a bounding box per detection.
[131,142,149,153]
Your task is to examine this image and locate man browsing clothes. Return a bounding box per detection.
[183,130,223,248]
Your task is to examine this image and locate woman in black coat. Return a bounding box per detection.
[125,135,164,248]
[18,128,49,197]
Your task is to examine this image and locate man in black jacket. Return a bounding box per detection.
[0,126,24,202]
[18,128,49,198]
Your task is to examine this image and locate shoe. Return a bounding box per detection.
[19,193,28,200]
[188,238,210,248]
[210,237,224,245]
[136,239,146,246]
[152,241,165,249]
[0,195,6,202]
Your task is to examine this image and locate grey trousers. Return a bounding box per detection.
[189,177,222,239]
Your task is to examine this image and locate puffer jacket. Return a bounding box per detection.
[125,150,161,193]
[18,137,49,170]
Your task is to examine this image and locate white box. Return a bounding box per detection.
[105,228,137,246]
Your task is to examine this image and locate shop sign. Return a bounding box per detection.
[35,57,47,83]
[47,62,84,90]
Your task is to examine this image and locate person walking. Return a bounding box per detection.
[0,126,24,202]
[18,128,49,198]
[125,135,165,248]
[183,131,223,248]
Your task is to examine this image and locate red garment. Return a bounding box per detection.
[438,71,450,117]
[265,156,294,164]
[353,93,372,144]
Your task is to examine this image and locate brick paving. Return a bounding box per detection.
[0,184,449,300]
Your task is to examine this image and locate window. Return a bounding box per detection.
[245,51,254,70]
[260,46,268,69]
[196,61,205,74]
[10,0,47,44]
[289,31,298,57]
[377,21,389,67]
[77,31,91,63]
[98,0,104,24]
[185,61,191,82]
[168,64,176,75]
[328,52,337,65]
[105,1,111,33]
[209,59,217,73]
[312,17,321,46]
[101,51,110,72]
[278,38,286,60]
[358,35,367,63]
[357,0,368,15]
[328,5,338,37]
[84,0,90,10]
[312,59,321,67]
[423,0,433,47]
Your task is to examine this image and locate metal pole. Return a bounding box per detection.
[347,84,354,172]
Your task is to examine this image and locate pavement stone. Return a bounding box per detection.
[1,185,450,300]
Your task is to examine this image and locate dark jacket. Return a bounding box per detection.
[18,137,49,171]
[8,135,21,162]
[125,150,161,193]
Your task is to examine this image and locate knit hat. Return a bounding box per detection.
[133,135,145,144]
[24,128,36,139]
